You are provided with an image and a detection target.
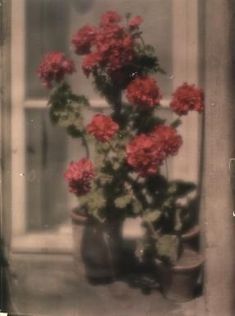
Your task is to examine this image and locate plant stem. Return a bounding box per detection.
[165,159,169,180]
[81,134,90,158]
[112,91,122,123]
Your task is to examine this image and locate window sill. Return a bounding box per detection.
[11,231,73,254]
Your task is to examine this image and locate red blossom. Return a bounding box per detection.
[100,11,121,26]
[95,24,135,74]
[170,83,204,115]
[150,125,182,156]
[72,25,97,55]
[64,159,95,196]
[82,52,102,77]
[128,16,143,29]
[126,134,166,176]
[86,114,119,142]
[37,52,75,88]
[126,76,162,109]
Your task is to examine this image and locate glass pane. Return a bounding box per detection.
[25,108,69,230]
[25,0,69,98]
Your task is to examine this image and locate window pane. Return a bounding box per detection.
[25,108,69,230]
[25,0,69,98]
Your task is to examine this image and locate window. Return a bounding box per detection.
[11,0,200,253]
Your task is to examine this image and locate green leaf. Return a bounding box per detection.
[174,208,183,232]
[85,190,106,214]
[114,194,132,209]
[143,209,161,223]
[168,181,196,197]
[98,173,113,186]
[171,118,182,128]
[156,235,180,264]
[132,199,143,214]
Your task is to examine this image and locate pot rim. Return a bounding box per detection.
[155,248,204,272]
[70,207,88,225]
[182,224,200,241]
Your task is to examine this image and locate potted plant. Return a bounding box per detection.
[37,10,204,286]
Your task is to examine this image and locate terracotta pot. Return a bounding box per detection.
[71,208,122,283]
[182,224,200,241]
[155,248,204,302]
[182,224,200,250]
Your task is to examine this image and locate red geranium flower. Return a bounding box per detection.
[86,114,119,142]
[95,24,135,74]
[100,11,121,26]
[150,125,182,156]
[64,159,95,196]
[126,134,165,176]
[72,25,97,55]
[128,16,143,29]
[37,52,75,88]
[126,76,162,109]
[170,83,204,115]
[82,52,102,77]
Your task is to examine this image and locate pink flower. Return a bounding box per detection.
[100,11,121,26]
[72,25,97,55]
[86,114,119,142]
[82,52,102,77]
[170,83,204,115]
[64,159,95,196]
[126,76,162,109]
[37,52,75,88]
[128,16,143,29]
[150,125,182,156]
[126,134,165,176]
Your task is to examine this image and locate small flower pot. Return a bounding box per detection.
[155,248,204,302]
[182,224,200,250]
[71,208,122,283]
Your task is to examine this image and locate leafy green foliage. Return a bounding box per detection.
[114,194,132,209]
[167,181,196,197]
[155,235,180,264]
[143,209,161,224]
[48,83,89,138]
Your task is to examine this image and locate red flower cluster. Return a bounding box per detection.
[37,52,75,88]
[126,125,182,176]
[95,23,134,75]
[82,52,102,77]
[100,11,121,26]
[64,159,95,196]
[126,76,162,109]
[86,114,119,142]
[72,11,137,77]
[170,83,204,115]
[71,25,97,55]
[126,134,165,176]
[150,125,182,156]
[128,16,143,29]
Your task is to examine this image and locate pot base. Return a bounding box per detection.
[156,249,204,302]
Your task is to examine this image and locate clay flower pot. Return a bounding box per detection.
[71,208,122,283]
[155,248,204,302]
[182,224,200,250]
